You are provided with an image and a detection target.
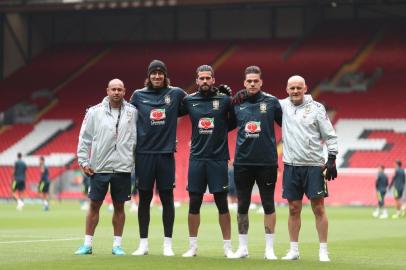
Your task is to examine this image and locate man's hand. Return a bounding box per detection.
[232,89,249,105]
[217,84,232,96]
[82,165,95,177]
[324,155,337,181]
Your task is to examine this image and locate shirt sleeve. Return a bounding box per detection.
[77,108,94,168]
[178,89,189,116]
[227,97,237,131]
[316,104,338,156]
[274,98,282,127]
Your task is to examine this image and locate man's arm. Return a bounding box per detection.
[317,104,338,156]
[316,104,338,180]
[178,89,189,117]
[227,97,237,131]
[77,108,95,176]
[274,98,282,127]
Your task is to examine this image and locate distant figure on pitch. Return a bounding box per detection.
[389,160,405,219]
[38,156,50,211]
[372,165,388,219]
[12,152,27,210]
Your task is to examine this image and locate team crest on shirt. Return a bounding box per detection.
[244,121,261,138]
[150,108,166,125]
[213,100,220,110]
[164,95,171,105]
[260,102,267,113]
[303,104,312,119]
[198,117,214,134]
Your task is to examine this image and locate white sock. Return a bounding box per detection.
[290,242,299,252]
[238,234,248,249]
[265,233,274,250]
[43,200,49,206]
[113,236,122,247]
[17,199,23,205]
[164,237,172,247]
[84,235,93,246]
[319,242,328,253]
[139,238,148,248]
[189,236,198,248]
[223,239,231,250]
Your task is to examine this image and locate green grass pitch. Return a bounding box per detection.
[1,201,405,270]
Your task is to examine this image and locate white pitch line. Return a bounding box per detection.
[0,237,82,244]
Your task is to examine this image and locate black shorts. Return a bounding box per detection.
[376,190,386,206]
[282,164,328,200]
[234,165,277,194]
[136,153,175,191]
[393,187,404,199]
[88,173,131,202]
[187,159,228,194]
[228,169,237,197]
[12,181,25,192]
[38,181,50,193]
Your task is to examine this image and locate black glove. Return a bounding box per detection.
[232,89,249,105]
[324,154,337,181]
[217,84,232,96]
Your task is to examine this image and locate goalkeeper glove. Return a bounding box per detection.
[324,154,337,181]
[217,84,232,96]
[232,89,249,104]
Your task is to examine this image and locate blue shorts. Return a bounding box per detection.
[88,173,131,202]
[187,159,228,194]
[228,167,236,196]
[136,153,175,191]
[282,164,328,200]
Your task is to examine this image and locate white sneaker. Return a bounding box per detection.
[264,249,278,260]
[229,247,249,259]
[182,247,197,257]
[224,248,234,258]
[379,211,388,219]
[319,251,330,262]
[282,250,300,260]
[132,245,148,256]
[163,245,175,256]
[372,208,380,218]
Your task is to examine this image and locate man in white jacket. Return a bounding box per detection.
[75,78,137,256]
[280,75,338,262]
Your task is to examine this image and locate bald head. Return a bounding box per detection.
[108,78,124,89]
[286,75,307,106]
[287,75,306,86]
[106,78,126,108]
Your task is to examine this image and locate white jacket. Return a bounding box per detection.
[280,95,338,166]
[77,96,137,173]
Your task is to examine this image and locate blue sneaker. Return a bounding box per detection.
[75,245,92,255]
[112,246,126,256]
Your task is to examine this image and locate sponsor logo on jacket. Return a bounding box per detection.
[150,108,166,125]
[244,121,261,138]
[198,117,214,134]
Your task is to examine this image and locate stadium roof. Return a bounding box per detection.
[1,0,405,13]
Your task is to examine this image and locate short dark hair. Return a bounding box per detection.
[17,153,22,159]
[245,66,261,76]
[196,65,214,77]
[396,160,402,167]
